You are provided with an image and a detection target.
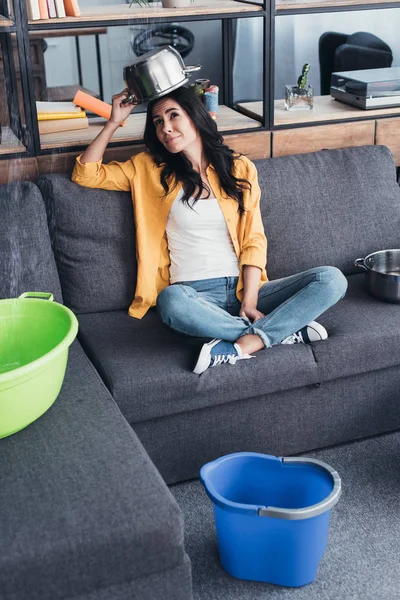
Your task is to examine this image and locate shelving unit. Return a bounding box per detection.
[2,0,400,163]
[268,0,400,162]
[39,105,261,149]
[0,1,26,158]
[0,13,13,28]
[0,127,26,155]
[28,0,263,28]
[5,0,268,158]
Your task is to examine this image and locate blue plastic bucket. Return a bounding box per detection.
[200,452,341,587]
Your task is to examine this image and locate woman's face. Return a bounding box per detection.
[152,97,199,154]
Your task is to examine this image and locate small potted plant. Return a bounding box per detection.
[285,63,314,111]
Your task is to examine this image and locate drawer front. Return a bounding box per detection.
[224,131,271,160]
[272,121,375,158]
[0,158,38,183]
[375,118,400,166]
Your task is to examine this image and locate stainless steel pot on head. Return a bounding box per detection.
[123,45,201,105]
[355,249,400,303]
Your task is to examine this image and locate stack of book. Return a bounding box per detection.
[26,0,80,19]
[37,101,89,135]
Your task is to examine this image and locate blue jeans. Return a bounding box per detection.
[156,266,348,348]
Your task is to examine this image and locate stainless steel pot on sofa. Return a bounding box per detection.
[123,45,201,104]
[355,249,400,303]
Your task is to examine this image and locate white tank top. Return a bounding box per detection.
[166,188,240,284]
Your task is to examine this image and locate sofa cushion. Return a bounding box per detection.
[77,309,321,424]
[37,174,136,313]
[0,341,190,600]
[254,145,400,280]
[312,273,400,381]
[0,181,62,301]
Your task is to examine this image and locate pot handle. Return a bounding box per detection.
[183,65,202,73]
[18,292,54,301]
[354,258,367,270]
[121,94,139,106]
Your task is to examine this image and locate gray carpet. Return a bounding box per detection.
[171,432,400,600]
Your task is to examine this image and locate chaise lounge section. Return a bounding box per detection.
[0,182,192,600]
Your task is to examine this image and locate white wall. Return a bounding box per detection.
[42,37,79,87]
[232,17,268,103]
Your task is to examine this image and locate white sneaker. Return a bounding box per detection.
[281,321,328,345]
[193,339,254,375]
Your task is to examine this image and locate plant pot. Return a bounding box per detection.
[284,83,313,111]
[161,0,193,7]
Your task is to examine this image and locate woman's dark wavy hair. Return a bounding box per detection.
[143,86,250,215]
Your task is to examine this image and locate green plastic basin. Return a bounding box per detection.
[0,292,78,438]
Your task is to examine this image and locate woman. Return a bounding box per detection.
[72,86,347,375]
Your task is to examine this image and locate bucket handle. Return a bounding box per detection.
[19,292,54,301]
[258,457,342,520]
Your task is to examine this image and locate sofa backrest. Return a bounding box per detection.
[37,174,136,314]
[0,181,63,301]
[37,145,400,314]
[254,145,400,280]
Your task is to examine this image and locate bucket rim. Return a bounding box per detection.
[0,296,78,386]
[200,452,342,520]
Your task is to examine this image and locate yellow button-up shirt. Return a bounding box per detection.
[72,151,268,319]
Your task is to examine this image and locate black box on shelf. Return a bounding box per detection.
[330,67,400,110]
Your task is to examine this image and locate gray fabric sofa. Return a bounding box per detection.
[1,144,400,598]
[38,144,400,484]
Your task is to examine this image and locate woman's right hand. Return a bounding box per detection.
[109,89,137,125]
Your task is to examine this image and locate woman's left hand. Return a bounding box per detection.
[240,304,265,323]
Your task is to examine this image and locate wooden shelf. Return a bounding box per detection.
[30,27,107,38]
[0,13,13,27]
[28,0,262,27]
[39,105,261,150]
[0,128,26,155]
[276,0,400,11]
[237,96,400,126]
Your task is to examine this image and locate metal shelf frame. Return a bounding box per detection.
[27,15,260,31]
[19,0,272,157]
[2,0,400,159]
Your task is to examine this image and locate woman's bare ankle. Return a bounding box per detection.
[236,334,265,355]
